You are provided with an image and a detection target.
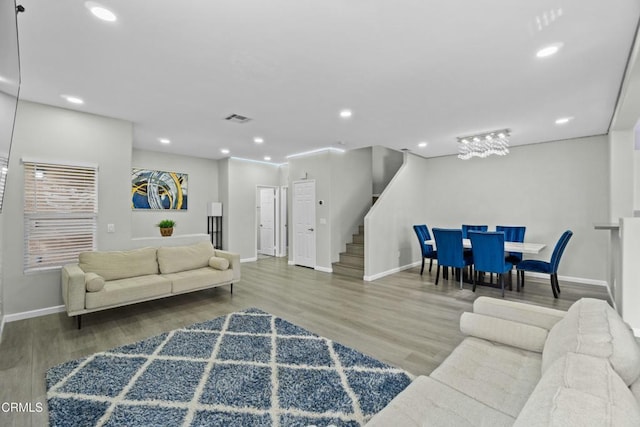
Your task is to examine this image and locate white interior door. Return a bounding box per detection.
[259,187,276,256]
[293,180,315,268]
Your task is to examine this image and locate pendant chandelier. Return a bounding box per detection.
[457,129,510,160]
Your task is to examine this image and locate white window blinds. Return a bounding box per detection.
[23,161,98,272]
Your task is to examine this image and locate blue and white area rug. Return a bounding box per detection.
[46,308,411,426]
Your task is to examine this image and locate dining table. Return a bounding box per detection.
[424,239,546,254]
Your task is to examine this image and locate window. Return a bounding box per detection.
[23,160,98,272]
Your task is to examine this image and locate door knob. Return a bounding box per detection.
[308,228,314,231]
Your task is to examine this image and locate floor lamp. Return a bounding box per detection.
[207,202,222,249]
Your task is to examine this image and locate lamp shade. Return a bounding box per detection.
[207,202,222,217]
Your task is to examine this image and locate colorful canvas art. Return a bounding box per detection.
[131,169,188,210]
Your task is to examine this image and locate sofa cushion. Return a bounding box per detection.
[460,312,548,352]
[514,352,640,427]
[79,247,158,281]
[209,256,229,271]
[542,298,640,385]
[163,267,234,294]
[429,337,541,418]
[157,241,216,274]
[365,375,515,427]
[85,275,171,309]
[85,272,105,292]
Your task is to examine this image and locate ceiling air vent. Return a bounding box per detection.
[224,114,252,124]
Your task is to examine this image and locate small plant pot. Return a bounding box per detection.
[160,227,173,237]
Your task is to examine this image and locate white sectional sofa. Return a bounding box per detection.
[61,240,240,328]
[367,297,640,426]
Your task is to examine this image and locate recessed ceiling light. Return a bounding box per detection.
[264,156,271,161]
[339,109,353,118]
[221,149,230,154]
[555,116,573,125]
[418,142,428,148]
[254,137,264,144]
[159,138,171,144]
[62,95,84,105]
[85,2,117,22]
[536,43,563,58]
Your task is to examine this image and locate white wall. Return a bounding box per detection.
[3,101,133,314]
[131,149,219,238]
[372,146,403,195]
[224,158,280,260]
[365,135,610,283]
[610,130,635,220]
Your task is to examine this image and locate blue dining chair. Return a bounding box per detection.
[462,224,488,238]
[516,230,573,298]
[468,231,513,297]
[432,228,473,289]
[413,225,437,275]
[496,225,526,264]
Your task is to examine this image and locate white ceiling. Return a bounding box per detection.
[14,0,640,163]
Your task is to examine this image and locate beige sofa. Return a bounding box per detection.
[61,241,240,328]
[367,297,640,426]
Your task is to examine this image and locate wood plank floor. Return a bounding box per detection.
[0,257,609,426]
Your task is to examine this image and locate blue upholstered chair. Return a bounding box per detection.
[496,225,526,264]
[468,231,513,297]
[516,230,573,298]
[433,228,473,289]
[461,224,488,238]
[413,224,437,275]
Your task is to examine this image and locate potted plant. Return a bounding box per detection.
[157,219,176,237]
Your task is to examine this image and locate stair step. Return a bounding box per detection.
[346,243,364,256]
[339,252,364,267]
[352,234,364,244]
[332,262,364,278]
[358,224,365,234]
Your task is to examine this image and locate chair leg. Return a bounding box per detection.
[472,270,477,292]
[420,257,425,275]
[554,273,561,294]
[435,265,440,285]
[76,315,82,330]
[459,268,463,290]
[516,270,521,292]
[520,270,525,288]
[500,274,505,298]
[508,270,513,291]
[550,274,559,298]
[429,258,433,273]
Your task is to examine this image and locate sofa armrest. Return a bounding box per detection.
[61,264,86,315]
[460,312,548,352]
[473,296,566,330]
[214,250,241,282]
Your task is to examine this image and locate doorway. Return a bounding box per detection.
[257,187,277,256]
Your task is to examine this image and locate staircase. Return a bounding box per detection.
[332,225,365,278]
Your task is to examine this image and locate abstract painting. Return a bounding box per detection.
[131,169,188,210]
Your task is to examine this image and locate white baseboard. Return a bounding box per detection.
[4,305,66,323]
[241,257,258,263]
[633,328,640,338]
[288,260,295,266]
[363,261,421,282]
[314,266,333,273]
[524,272,607,288]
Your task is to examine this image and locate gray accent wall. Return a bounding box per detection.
[372,146,403,195]
[365,135,609,283]
[3,101,133,314]
[131,149,219,238]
